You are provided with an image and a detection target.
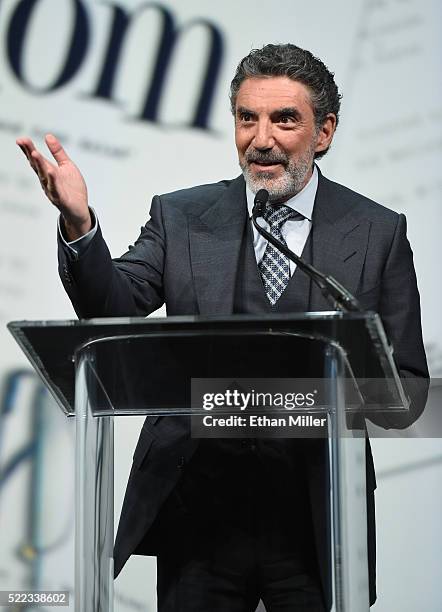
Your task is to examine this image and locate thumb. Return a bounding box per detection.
[45,133,70,165]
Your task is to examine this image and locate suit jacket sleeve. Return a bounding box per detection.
[368,213,429,428]
[58,195,166,318]
[379,213,427,378]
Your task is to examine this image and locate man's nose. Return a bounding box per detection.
[253,120,275,150]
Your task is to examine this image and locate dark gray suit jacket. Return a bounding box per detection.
[58,168,428,608]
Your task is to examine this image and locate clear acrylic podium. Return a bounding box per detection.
[8,312,409,612]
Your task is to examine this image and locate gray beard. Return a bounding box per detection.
[240,149,315,202]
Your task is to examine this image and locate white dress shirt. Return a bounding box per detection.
[247,165,318,275]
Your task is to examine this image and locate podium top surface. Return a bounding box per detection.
[7,312,403,417]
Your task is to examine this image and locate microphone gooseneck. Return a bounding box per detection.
[251,190,363,313]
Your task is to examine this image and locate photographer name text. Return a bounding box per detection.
[201,414,326,428]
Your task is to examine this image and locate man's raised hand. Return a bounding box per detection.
[16,134,92,240]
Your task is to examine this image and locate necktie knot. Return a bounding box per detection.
[262,204,304,232]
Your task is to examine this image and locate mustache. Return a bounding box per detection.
[245,150,288,165]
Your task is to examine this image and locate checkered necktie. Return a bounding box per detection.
[258,204,305,305]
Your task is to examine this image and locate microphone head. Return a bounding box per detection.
[252,189,269,217]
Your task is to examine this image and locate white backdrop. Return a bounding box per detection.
[0,0,441,610]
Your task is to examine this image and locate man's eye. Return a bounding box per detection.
[279,115,294,124]
[240,113,253,122]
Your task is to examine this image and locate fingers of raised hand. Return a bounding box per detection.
[16,137,35,153]
[30,150,58,198]
[30,150,47,181]
[17,138,62,205]
[45,170,60,202]
[17,137,57,173]
[17,138,38,171]
[45,133,70,165]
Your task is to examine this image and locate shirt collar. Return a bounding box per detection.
[246,164,318,221]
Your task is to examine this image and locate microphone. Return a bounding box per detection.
[252,189,363,312]
[252,188,270,217]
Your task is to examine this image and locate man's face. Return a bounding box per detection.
[235,76,335,202]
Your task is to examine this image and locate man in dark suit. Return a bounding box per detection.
[17,44,427,611]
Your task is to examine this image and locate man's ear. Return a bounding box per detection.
[315,113,337,154]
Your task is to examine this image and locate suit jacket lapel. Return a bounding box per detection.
[188,176,247,315]
[188,169,370,314]
[310,169,370,311]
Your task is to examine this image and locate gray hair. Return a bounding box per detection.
[230,44,342,159]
